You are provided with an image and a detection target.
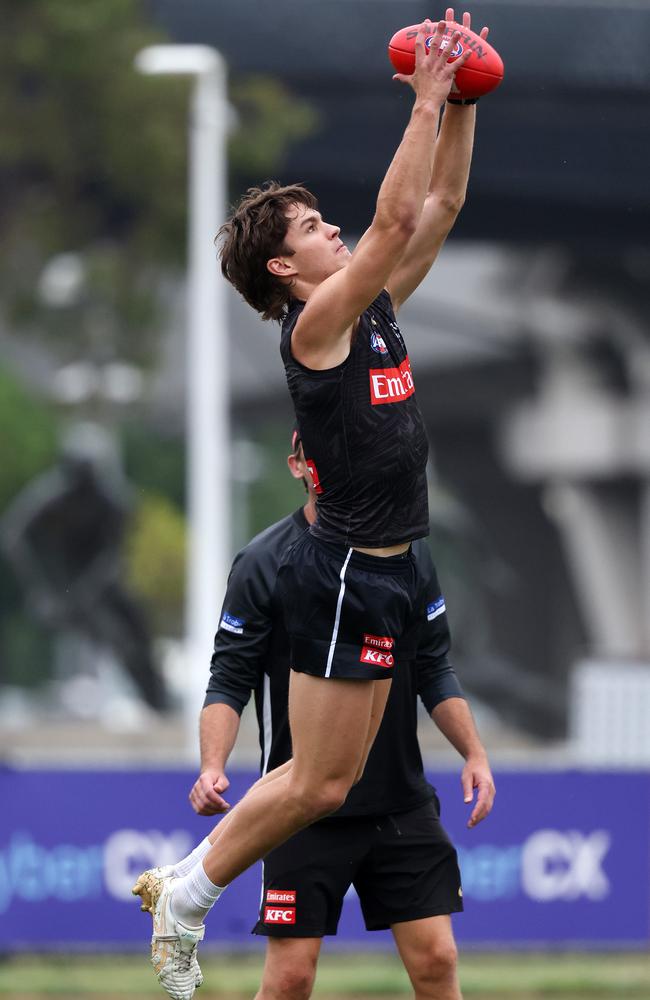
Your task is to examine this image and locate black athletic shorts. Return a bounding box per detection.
[277,530,418,680]
[253,798,463,937]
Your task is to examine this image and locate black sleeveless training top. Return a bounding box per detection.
[280,289,430,547]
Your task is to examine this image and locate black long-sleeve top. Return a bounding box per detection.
[205,508,465,818]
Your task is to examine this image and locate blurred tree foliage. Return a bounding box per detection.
[0,368,59,686]
[0,0,318,367]
[0,368,58,512]
[122,421,186,510]
[0,1,318,661]
[124,491,186,635]
[229,76,318,179]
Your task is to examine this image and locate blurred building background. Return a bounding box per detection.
[1,0,649,769]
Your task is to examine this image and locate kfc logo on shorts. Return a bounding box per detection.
[360,646,395,668]
[363,634,394,651]
[369,358,415,405]
[266,889,296,905]
[264,906,296,924]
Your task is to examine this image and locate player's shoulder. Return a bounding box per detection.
[371,287,396,318]
[234,509,307,571]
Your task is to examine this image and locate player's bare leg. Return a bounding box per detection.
[199,673,391,887]
[255,937,322,1000]
[202,760,294,847]
[392,916,462,1000]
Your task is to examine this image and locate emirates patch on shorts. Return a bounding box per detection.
[266,889,296,905]
[362,634,394,651]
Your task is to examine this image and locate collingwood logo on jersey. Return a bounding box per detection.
[370,330,388,355]
[221,612,245,635]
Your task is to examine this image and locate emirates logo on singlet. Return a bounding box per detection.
[369,357,415,405]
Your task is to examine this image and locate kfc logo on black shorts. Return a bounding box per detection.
[264,906,296,924]
[360,647,394,668]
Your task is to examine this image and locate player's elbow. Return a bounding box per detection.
[433,192,466,218]
[376,213,419,250]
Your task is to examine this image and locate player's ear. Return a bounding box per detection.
[287,454,304,480]
[267,257,296,279]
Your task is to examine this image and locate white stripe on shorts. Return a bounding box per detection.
[325,547,353,678]
[261,673,273,776]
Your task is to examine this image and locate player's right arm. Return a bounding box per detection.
[189,545,274,816]
[292,20,471,368]
[190,702,241,815]
[414,542,495,827]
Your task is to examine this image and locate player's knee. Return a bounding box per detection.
[289,777,350,821]
[411,940,458,991]
[259,961,316,1000]
[309,779,349,818]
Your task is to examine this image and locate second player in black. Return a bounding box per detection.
[186,433,495,998]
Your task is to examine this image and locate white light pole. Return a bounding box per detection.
[135,45,230,759]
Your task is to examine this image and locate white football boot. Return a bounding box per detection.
[132,869,204,993]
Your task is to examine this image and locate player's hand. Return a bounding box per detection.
[461,755,495,828]
[189,768,231,816]
[445,8,489,40]
[393,19,472,106]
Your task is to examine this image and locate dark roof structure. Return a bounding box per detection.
[149,0,650,241]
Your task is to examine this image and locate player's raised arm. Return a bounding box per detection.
[289,20,471,368]
[387,9,489,313]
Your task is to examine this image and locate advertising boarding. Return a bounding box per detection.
[1,769,648,950]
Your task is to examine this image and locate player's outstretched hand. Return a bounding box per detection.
[445,7,489,40]
[393,18,472,106]
[189,768,231,816]
[461,755,495,828]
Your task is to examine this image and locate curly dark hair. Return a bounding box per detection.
[216,181,318,322]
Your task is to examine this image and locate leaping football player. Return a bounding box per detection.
[134,11,494,999]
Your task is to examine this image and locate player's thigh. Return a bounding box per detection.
[288,670,391,787]
[257,937,322,1000]
[391,915,459,983]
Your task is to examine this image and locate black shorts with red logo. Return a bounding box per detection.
[277,530,418,680]
[253,797,463,937]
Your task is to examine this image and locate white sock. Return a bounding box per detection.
[171,861,226,927]
[173,837,212,878]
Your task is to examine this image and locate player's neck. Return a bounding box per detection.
[303,499,317,525]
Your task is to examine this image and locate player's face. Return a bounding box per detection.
[282,203,351,283]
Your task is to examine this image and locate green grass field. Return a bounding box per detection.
[0,952,648,998]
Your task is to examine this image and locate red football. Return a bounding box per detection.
[388,22,504,100]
